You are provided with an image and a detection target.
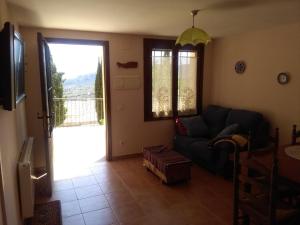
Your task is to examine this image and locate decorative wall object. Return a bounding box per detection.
[116,61,138,68]
[235,60,246,74]
[277,72,290,85]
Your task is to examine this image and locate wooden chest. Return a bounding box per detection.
[143,145,192,184]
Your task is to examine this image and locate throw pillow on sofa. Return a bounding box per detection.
[208,124,240,147]
[180,115,209,137]
[175,117,188,136]
[216,123,239,138]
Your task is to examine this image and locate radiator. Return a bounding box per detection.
[18,137,35,219]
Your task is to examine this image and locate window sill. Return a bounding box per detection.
[144,116,173,122]
[144,113,200,122]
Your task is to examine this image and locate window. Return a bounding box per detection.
[144,38,204,121]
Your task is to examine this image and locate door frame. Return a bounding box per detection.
[37,33,55,196]
[45,37,112,161]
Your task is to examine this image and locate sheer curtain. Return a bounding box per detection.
[177,51,197,116]
[151,50,173,118]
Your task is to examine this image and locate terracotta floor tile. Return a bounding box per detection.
[63,214,85,225]
[79,195,109,213]
[72,175,98,188]
[53,189,77,203]
[83,208,118,225]
[112,201,144,224]
[142,210,188,225]
[99,180,127,194]
[54,179,74,191]
[94,173,120,184]
[105,191,135,209]
[39,157,233,225]
[61,200,81,218]
[75,184,103,199]
[116,215,149,225]
[90,165,111,174]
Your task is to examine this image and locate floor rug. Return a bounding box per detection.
[30,200,62,225]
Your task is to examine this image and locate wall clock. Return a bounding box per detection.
[277,72,289,85]
[235,61,246,74]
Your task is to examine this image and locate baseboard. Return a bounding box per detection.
[112,153,142,161]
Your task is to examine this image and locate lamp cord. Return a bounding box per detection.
[192,14,194,28]
[191,9,199,28]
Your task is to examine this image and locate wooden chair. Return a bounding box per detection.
[244,128,279,187]
[291,124,300,145]
[247,128,279,156]
[233,131,300,225]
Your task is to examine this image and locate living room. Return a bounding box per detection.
[0,0,299,225]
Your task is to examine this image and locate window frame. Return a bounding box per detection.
[144,38,204,121]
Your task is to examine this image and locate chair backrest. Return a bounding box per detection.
[270,127,279,150]
[233,128,279,225]
[292,124,300,145]
[247,128,279,157]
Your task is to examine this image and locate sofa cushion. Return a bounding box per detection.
[180,115,209,137]
[216,123,239,138]
[202,105,231,138]
[189,141,212,162]
[174,135,208,158]
[225,109,263,134]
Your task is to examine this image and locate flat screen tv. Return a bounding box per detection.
[0,22,25,111]
[14,32,25,103]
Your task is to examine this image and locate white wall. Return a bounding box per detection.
[20,27,175,167]
[0,0,8,25]
[0,0,28,224]
[205,22,300,144]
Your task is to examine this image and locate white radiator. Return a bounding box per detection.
[18,137,35,219]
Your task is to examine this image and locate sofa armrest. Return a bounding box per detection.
[208,134,248,151]
[208,135,230,148]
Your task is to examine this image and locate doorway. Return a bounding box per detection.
[46,39,111,181]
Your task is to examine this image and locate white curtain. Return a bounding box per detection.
[177,51,197,116]
[152,50,173,118]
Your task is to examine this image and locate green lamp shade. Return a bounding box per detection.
[176,27,211,46]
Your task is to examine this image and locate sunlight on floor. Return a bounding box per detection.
[53,125,106,181]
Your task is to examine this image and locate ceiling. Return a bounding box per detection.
[7,0,300,38]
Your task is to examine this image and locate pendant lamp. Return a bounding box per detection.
[176,10,211,46]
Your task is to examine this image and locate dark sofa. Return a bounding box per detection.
[174,105,270,176]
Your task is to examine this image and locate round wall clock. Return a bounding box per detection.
[277,72,289,85]
[235,61,246,74]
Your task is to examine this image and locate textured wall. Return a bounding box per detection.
[205,22,300,144]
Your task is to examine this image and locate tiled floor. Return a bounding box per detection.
[38,157,233,225]
[53,125,106,180]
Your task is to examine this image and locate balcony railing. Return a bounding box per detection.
[53,98,104,127]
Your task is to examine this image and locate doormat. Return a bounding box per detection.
[30,200,62,225]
